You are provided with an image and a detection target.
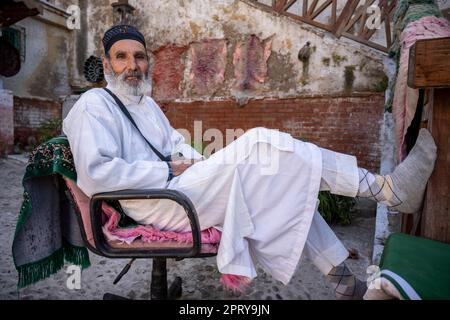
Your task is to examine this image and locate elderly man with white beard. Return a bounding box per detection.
[63,25,437,300]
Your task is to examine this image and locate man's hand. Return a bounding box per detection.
[169,159,202,177]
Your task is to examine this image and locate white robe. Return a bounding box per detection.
[63,87,330,284]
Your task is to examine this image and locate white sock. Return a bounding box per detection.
[357,129,437,213]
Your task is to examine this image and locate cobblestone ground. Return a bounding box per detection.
[0,156,375,300]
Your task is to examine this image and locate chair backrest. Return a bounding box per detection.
[63,177,96,248]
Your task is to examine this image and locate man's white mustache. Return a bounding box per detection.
[121,71,143,80]
[105,70,152,96]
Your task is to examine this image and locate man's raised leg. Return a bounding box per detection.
[309,128,437,299]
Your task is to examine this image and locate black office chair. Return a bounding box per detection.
[63,177,219,300]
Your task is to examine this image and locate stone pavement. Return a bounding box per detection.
[0,156,375,300]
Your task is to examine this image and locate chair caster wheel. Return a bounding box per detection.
[168,276,182,299]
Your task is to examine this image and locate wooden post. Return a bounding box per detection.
[422,88,450,242]
[408,37,450,243]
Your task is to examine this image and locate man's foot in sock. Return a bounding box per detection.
[389,129,437,212]
[358,129,437,213]
[326,263,367,300]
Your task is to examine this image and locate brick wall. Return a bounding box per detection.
[0,90,14,156]
[14,97,61,146]
[162,93,384,171]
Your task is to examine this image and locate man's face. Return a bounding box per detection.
[103,39,151,95]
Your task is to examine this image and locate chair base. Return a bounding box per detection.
[104,258,183,300]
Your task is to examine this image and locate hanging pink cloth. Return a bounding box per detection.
[392,16,450,161]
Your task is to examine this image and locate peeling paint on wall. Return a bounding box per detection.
[189,39,227,96]
[78,0,386,101]
[233,34,273,93]
[152,44,187,100]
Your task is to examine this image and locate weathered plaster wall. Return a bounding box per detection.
[66,0,113,89]
[69,0,387,169]
[2,16,73,100]
[85,0,387,102]
[85,0,114,58]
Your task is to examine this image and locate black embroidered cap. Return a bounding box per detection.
[102,24,146,54]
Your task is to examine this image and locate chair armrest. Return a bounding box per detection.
[90,189,202,259]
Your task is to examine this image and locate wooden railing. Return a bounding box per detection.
[245,0,397,52]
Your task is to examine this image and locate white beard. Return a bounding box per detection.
[104,66,152,97]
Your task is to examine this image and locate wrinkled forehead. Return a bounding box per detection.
[108,39,147,56]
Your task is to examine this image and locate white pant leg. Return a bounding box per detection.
[319,147,359,197]
[303,210,349,275]
[305,146,359,275]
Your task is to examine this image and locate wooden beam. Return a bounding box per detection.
[283,0,298,12]
[331,0,336,24]
[283,10,333,31]
[334,0,359,37]
[310,0,333,20]
[342,32,389,53]
[362,2,387,39]
[384,2,392,49]
[246,0,397,52]
[307,0,318,17]
[408,37,450,89]
[421,88,450,243]
[342,0,375,36]
[274,0,287,12]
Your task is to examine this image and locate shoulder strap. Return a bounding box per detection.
[103,88,170,162]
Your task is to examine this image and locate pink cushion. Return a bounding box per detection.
[63,177,220,253]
